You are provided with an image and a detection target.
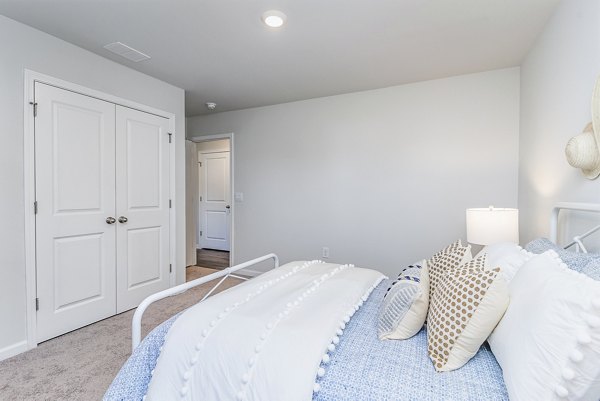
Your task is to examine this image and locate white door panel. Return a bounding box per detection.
[206,211,227,239]
[126,119,162,208]
[199,151,230,251]
[127,226,162,288]
[206,158,227,201]
[54,234,104,309]
[116,106,170,313]
[53,105,104,212]
[35,83,117,342]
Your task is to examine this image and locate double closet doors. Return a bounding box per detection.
[34,83,171,343]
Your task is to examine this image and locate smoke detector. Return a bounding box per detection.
[206,102,217,111]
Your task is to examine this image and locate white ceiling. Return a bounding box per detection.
[0,0,560,116]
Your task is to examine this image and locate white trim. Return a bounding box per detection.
[189,133,235,266]
[189,133,233,142]
[23,70,37,353]
[26,70,175,119]
[23,69,178,353]
[169,117,177,286]
[0,340,29,362]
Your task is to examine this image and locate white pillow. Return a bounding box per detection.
[489,250,600,401]
[476,242,533,284]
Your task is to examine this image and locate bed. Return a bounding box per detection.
[104,203,600,401]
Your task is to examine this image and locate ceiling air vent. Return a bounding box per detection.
[103,42,151,62]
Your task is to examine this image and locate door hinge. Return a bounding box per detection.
[29,102,38,117]
[168,133,172,143]
[198,162,202,167]
[34,201,38,214]
[199,196,202,202]
[200,230,203,236]
[35,298,39,311]
[169,199,172,208]
[169,264,172,273]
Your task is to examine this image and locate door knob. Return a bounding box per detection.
[225,205,231,209]
[106,217,116,224]
[118,216,128,224]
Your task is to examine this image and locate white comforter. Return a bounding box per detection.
[145,260,385,401]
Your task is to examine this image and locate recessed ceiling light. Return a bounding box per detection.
[206,102,217,111]
[262,10,287,28]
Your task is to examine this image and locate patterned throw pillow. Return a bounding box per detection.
[429,240,471,264]
[427,254,509,372]
[378,262,429,340]
[426,240,472,300]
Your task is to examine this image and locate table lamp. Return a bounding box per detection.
[466,206,519,245]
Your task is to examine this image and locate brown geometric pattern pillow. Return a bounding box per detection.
[427,254,509,372]
[426,240,471,301]
[428,240,468,264]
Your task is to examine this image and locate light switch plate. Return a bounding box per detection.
[234,192,244,202]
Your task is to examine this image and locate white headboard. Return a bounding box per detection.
[551,202,600,253]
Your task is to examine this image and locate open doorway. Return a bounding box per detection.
[186,134,234,279]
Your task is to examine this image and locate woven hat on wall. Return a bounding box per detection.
[565,76,600,179]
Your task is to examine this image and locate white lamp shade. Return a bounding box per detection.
[466,207,519,245]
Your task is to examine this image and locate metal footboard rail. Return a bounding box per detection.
[551,202,600,253]
[131,253,279,350]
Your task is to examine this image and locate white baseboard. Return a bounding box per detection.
[0,340,29,362]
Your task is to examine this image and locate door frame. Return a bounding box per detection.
[189,133,235,267]
[23,70,177,353]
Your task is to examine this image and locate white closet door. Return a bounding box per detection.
[35,83,117,342]
[115,106,170,313]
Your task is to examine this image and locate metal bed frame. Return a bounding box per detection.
[131,253,279,350]
[130,203,600,351]
[550,202,600,253]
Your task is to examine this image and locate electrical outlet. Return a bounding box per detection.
[322,247,330,259]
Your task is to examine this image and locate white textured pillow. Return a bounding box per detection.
[378,261,429,340]
[477,242,534,284]
[489,250,600,401]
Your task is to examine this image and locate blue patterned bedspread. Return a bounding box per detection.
[313,280,508,401]
[105,280,508,401]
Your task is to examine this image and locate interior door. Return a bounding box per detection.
[115,106,170,313]
[35,83,117,342]
[199,151,231,251]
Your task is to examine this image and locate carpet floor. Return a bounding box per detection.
[0,266,243,401]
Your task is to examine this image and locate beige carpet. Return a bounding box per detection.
[0,267,243,401]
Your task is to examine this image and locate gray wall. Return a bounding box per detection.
[187,68,520,276]
[0,15,186,358]
[519,0,600,247]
